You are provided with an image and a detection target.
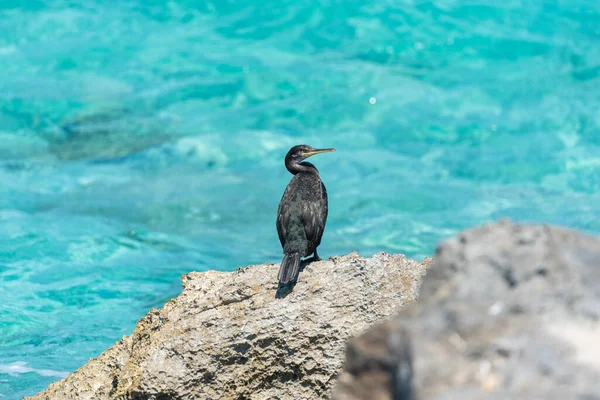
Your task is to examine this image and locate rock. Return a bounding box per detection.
[333,318,413,400]
[27,252,430,400]
[332,221,600,400]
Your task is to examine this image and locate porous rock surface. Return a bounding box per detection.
[27,252,430,400]
[333,220,600,400]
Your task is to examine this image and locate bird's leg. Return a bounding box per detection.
[310,249,322,262]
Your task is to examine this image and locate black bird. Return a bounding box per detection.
[276,144,335,287]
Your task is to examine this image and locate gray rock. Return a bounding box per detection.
[333,318,414,400]
[26,252,430,400]
[332,220,600,400]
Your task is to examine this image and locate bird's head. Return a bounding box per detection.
[285,145,336,167]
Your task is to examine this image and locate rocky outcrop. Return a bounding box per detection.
[332,221,600,400]
[27,252,430,400]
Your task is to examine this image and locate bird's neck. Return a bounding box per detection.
[287,161,319,175]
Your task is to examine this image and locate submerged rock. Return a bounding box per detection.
[27,252,430,400]
[50,108,171,161]
[333,221,600,400]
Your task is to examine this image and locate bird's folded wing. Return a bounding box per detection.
[302,183,328,246]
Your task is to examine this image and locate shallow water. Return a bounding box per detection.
[1,0,600,397]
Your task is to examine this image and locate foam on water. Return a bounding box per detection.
[1,0,600,398]
[0,363,68,379]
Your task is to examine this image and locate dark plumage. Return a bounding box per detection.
[276,144,335,287]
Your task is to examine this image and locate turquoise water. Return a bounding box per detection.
[1,0,600,397]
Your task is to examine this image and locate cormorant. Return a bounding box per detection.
[276,144,335,287]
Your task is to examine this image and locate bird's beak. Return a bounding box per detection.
[302,148,336,157]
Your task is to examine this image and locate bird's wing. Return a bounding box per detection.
[321,181,328,229]
[276,186,292,248]
[302,181,328,247]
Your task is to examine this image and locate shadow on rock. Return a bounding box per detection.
[275,258,315,299]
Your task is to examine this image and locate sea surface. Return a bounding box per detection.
[1,0,599,397]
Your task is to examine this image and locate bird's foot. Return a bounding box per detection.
[306,251,322,262]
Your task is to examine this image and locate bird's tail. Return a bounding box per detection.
[278,253,301,286]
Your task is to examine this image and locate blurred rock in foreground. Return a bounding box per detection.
[333,221,600,400]
[27,252,429,400]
